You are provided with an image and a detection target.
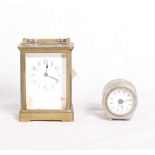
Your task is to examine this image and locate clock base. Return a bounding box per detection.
[19,108,74,122]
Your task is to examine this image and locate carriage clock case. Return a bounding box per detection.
[18,38,74,122]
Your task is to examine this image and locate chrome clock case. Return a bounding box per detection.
[102,79,138,120]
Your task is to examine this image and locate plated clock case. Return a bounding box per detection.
[102,79,137,120]
[18,38,74,122]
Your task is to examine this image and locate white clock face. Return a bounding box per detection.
[106,88,135,116]
[25,53,66,109]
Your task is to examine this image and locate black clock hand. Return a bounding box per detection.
[46,64,48,73]
[47,75,59,82]
[44,62,59,82]
[44,63,48,77]
[44,73,59,82]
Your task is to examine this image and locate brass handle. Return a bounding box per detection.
[23,38,70,44]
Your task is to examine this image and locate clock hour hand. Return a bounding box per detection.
[44,62,59,82]
[44,63,49,77]
[46,64,48,73]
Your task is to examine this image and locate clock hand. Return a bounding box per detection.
[43,62,59,82]
[46,64,48,73]
[44,63,49,77]
[44,73,59,82]
[122,99,132,102]
[118,99,132,106]
[47,75,59,82]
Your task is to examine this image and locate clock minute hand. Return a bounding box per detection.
[48,75,59,82]
[123,99,132,102]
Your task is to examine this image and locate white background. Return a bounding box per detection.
[0,0,155,149]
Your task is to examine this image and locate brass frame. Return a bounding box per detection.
[18,39,74,122]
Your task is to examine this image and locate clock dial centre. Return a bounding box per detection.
[44,73,48,77]
[118,99,123,104]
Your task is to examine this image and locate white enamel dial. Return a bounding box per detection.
[106,87,135,116]
[25,53,66,109]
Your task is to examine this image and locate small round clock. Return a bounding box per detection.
[102,79,137,120]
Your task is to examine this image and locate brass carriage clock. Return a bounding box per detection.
[18,38,74,122]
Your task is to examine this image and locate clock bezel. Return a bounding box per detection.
[105,86,137,117]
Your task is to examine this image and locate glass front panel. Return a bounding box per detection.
[25,53,66,109]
